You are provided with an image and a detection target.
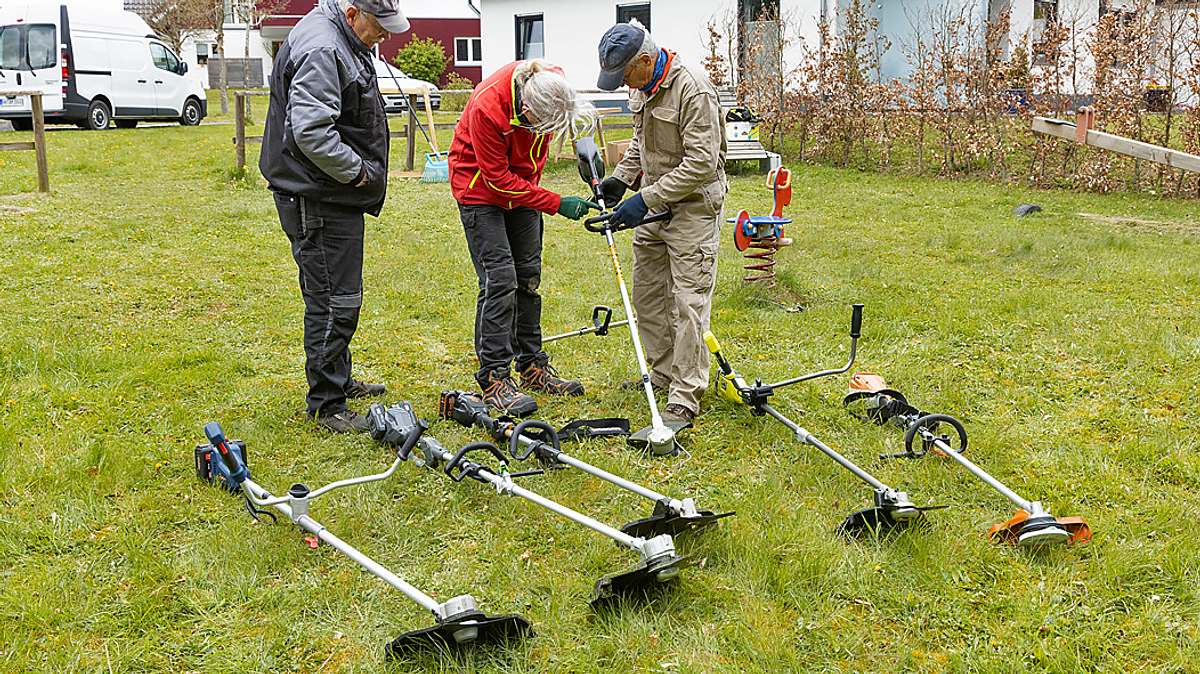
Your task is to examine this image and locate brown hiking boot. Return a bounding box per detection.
[520,361,584,396]
[481,370,539,416]
[663,403,696,427]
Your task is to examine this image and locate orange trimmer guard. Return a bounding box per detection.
[988,509,1092,546]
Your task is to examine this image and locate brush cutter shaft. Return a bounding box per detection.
[240,478,441,612]
[421,440,641,550]
[762,404,890,493]
[553,451,668,503]
[930,436,1033,511]
[603,228,667,431]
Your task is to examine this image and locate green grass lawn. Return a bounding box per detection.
[1,94,1199,673]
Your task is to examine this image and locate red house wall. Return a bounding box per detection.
[262,3,482,86]
[380,18,482,86]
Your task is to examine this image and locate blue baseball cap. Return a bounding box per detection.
[597,23,644,91]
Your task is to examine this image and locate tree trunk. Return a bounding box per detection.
[218,27,229,115]
[242,13,254,124]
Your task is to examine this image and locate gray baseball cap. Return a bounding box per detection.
[352,0,410,33]
[596,23,644,91]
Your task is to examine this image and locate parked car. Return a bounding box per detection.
[0,1,207,130]
[374,58,440,114]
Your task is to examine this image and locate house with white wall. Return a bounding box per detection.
[478,0,832,95]
[480,0,1186,105]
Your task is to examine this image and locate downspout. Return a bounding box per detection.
[467,0,480,17]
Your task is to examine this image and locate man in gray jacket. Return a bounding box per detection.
[260,0,409,433]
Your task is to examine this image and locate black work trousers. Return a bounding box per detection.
[274,192,365,417]
[458,203,547,386]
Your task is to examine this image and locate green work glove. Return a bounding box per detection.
[557,195,600,221]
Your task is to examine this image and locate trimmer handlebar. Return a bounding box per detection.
[584,209,672,233]
[850,304,864,339]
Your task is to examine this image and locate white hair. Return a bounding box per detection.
[515,60,595,137]
[629,18,657,59]
[337,0,352,10]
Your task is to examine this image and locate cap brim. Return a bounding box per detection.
[597,67,625,92]
[377,13,410,33]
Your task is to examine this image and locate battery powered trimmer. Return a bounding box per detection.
[843,374,1092,548]
[704,306,943,536]
[438,389,734,539]
[575,136,679,457]
[366,402,688,606]
[195,422,532,659]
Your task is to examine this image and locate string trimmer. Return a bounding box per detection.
[575,136,679,457]
[438,389,734,539]
[195,422,531,658]
[843,373,1092,548]
[704,305,943,536]
[365,401,688,606]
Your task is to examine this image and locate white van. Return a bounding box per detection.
[0,1,207,130]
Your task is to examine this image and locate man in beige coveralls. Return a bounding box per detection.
[595,22,727,428]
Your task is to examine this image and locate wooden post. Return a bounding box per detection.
[422,88,438,154]
[30,93,49,193]
[405,94,416,171]
[234,92,246,173]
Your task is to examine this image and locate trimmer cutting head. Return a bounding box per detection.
[385,612,533,659]
[837,489,944,538]
[988,507,1092,548]
[628,423,682,457]
[621,498,735,539]
[590,554,688,607]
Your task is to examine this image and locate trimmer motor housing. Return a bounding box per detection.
[195,440,247,493]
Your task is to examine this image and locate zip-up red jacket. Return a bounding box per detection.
[449,61,562,213]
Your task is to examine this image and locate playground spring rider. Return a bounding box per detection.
[729,167,793,286]
[195,422,532,658]
[576,136,680,457]
[843,374,1092,548]
[438,390,734,539]
[705,305,944,535]
[366,401,688,606]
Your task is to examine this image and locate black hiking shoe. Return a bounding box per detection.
[316,410,370,434]
[346,379,387,399]
[520,361,584,396]
[481,370,539,416]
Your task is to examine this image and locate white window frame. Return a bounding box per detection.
[454,36,482,67]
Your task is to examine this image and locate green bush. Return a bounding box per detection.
[440,72,475,112]
[394,36,447,86]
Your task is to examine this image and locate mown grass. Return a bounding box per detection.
[1,93,1198,673]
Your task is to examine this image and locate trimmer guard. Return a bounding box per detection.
[837,504,945,538]
[628,423,686,457]
[621,499,735,539]
[590,555,688,607]
[385,612,533,659]
[988,509,1092,547]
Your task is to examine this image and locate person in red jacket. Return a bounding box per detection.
[450,60,597,415]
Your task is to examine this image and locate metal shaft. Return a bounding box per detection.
[602,227,667,431]
[544,319,630,344]
[242,478,440,612]
[424,443,641,551]
[931,437,1033,511]
[762,404,890,492]
[554,451,667,503]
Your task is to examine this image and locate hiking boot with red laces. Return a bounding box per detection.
[481,369,539,417]
[520,361,584,396]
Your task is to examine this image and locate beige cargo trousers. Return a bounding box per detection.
[612,60,728,416]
